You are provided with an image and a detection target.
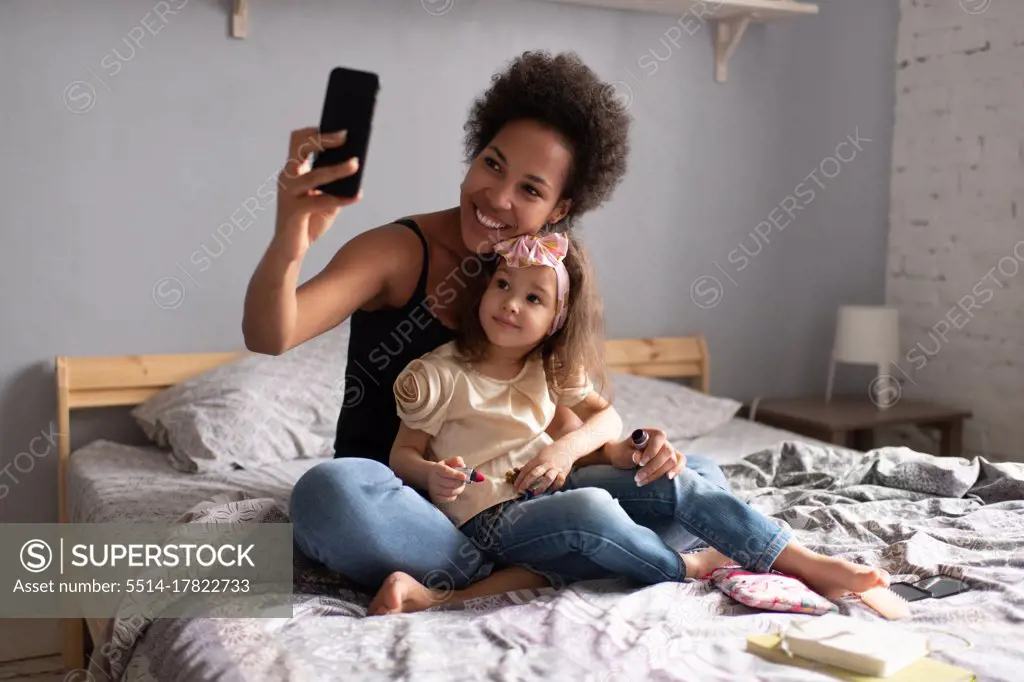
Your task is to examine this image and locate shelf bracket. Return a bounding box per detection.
[232,0,249,39]
[714,15,752,83]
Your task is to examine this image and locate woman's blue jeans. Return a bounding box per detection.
[289,455,791,591]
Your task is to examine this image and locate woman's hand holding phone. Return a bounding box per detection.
[272,126,363,262]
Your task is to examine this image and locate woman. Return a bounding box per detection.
[244,51,728,608]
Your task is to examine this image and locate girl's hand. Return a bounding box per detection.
[428,457,470,504]
[273,127,363,261]
[514,445,574,497]
[605,428,686,486]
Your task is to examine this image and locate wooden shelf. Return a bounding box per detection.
[232,0,248,38]
[542,0,820,82]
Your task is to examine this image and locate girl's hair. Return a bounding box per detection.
[463,50,631,232]
[455,238,607,397]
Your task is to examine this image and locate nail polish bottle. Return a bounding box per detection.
[630,429,648,468]
[631,429,649,451]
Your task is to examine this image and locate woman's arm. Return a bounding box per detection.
[243,225,418,354]
[547,407,687,484]
[598,427,687,484]
[555,393,623,464]
[512,392,621,494]
[574,448,612,468]
[546,404,618,464]
[242,127,421,355]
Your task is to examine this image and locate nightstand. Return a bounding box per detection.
[750,396,972,456]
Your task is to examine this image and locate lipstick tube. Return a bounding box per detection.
[453,466,485,483]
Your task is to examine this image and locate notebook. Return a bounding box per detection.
[782,614,927,676]
[747,633,976,682]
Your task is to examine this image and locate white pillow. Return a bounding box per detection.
[132,324,350,473]
[608,372,742,441]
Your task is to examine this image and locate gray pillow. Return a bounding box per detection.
[132,324,350,473]
[608,372,742,441]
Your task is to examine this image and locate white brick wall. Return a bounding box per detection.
[886,0,1024,461]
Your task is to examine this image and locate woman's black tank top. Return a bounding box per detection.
[333,219,457,463]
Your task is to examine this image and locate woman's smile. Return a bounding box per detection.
[465,201,514,247]
[475,206,510,230]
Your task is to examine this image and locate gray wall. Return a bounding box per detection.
[0,0,898,522]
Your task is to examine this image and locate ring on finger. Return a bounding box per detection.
[530,472,554,491]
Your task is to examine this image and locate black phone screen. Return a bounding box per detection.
[312,67,380,199]
[889,582,932,602]
[917,576,971,599]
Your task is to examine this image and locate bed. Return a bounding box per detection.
[56,333,1024,681]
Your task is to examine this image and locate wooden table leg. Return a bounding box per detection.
[938,419,963,457]
[851,429,875,452]
[826,430,852,448]
[62,617,85,672]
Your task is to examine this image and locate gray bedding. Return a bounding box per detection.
[67,439,319,524]
[86,441,1024,682]
[66,418,814,524]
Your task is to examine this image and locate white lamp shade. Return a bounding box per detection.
[833,305,900,366]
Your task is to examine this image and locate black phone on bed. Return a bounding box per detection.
[916,575,971,599]
[890,576,971,602]
[888,582,932,602]
[312,66,380,199]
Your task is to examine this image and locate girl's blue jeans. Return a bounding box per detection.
[290,455,791,591]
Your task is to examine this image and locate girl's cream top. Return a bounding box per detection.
[393,341,591,527]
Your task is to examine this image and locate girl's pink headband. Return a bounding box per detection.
[492,233,570,335]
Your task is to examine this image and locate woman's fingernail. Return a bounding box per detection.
[668,471,676,480]
[632,452,640,465]
[634,473,647,485]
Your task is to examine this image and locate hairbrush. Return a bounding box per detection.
[857,586,911,620]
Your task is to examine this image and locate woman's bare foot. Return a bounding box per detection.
[681,548,735,580]
[772,543,889,598]
[367,571,446,616]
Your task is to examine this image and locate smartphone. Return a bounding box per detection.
[889,577,971,602]
[312,66,380,199]
[916,575,971,599]
[888,582,932,602]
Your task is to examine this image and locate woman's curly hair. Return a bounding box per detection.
[463,50,631,231]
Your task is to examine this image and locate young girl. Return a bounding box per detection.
[372,232,888,615]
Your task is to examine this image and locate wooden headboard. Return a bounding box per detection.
[55,351,245,523]
[54,335,709,521]
[604,335,709,392]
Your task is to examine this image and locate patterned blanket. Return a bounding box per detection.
[89,442,1024,682]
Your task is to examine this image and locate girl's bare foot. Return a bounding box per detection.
[772,543,889,598]
[681,548,734,580]
[367,571,445,616]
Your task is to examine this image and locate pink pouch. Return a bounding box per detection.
[707,565,838,616]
